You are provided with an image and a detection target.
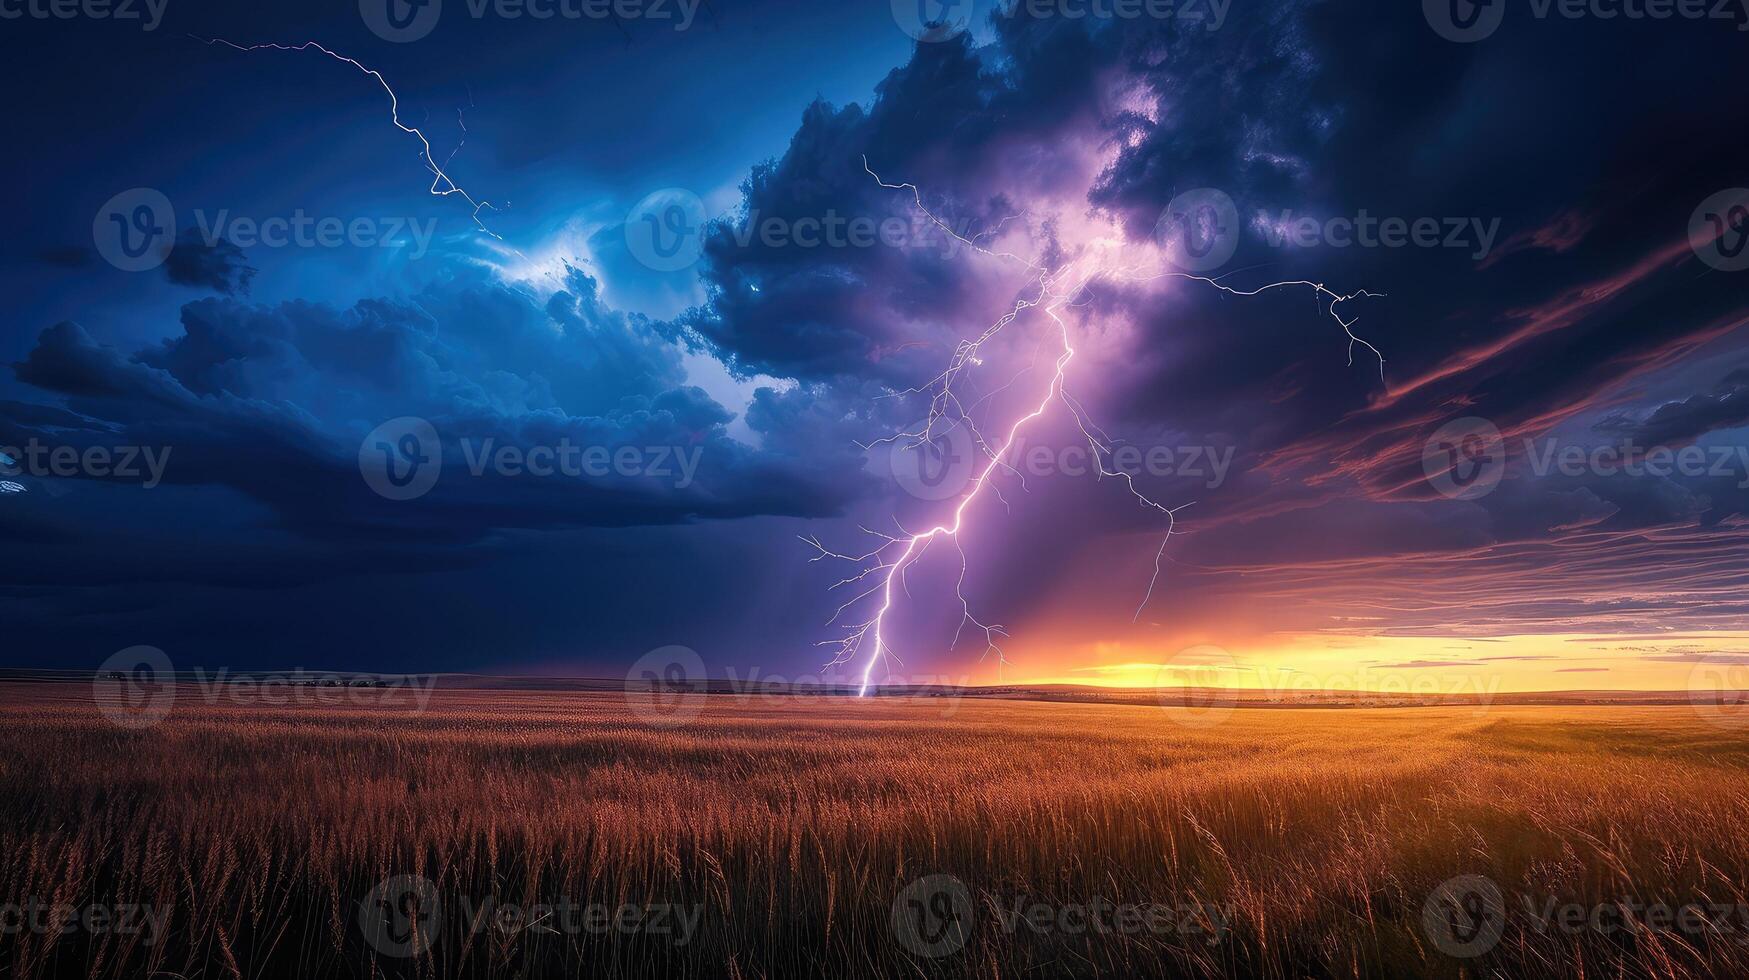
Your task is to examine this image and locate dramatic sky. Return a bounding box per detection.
[3,0,1748,692]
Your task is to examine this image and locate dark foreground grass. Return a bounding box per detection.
[1,683,1746,978]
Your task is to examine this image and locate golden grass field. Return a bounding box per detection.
[2,682,1747,978]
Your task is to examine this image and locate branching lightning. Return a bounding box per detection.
[195,36,514,246]
[188,34,1382,696]
[805,158,1385,696]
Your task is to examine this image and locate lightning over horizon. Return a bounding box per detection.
[807,161,1387,696]
[9,0,1740,703]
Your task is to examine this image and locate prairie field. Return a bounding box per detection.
[2,683,1747,979]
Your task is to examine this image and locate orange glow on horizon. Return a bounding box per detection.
[999,632,1749,694]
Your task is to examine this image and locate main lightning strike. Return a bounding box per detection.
[195,37,514,246]
[807,160,1385,696]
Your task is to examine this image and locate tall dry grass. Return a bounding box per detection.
[1,683,1746,978]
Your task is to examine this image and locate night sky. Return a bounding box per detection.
[3,0,1748,690]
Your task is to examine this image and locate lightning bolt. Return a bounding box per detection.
[194,36,515,248]
[805,159,1385,696]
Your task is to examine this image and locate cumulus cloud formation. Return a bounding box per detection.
[6,3,1749,672]
[6,260,867,559]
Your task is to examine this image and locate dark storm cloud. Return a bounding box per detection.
[677,23,1118,383]
[694,3,1749,646]
[6,0,1749,672]
[6,261,863,578]
[1595,367,1749,448]
[164,229,258,296]
[33,246,94,269]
